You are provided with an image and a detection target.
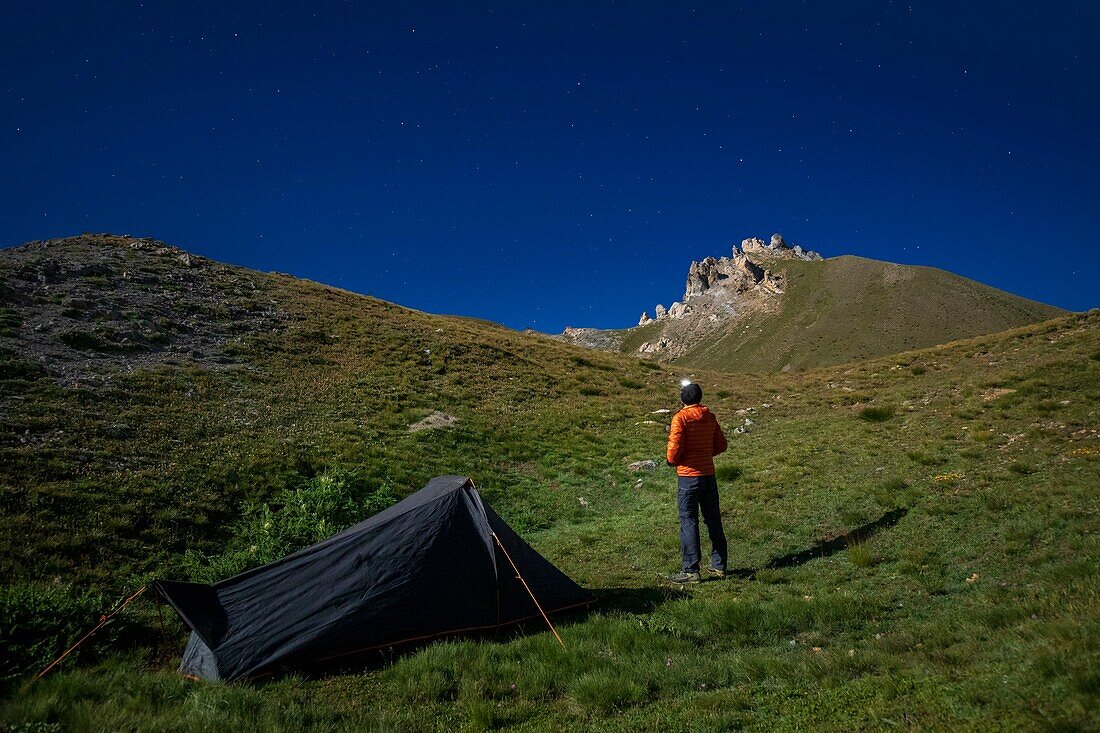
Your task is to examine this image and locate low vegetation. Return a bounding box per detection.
[675,256,1066,372]
[0,239,1096,730]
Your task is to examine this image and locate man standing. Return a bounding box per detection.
[665,382,728,584]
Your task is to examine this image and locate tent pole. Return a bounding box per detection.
[491,533,565,648]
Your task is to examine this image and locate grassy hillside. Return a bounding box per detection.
[1,237,1097,730]
[0,236,685,585]
[675,255,1067,372]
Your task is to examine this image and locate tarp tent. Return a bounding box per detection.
[154,475,593,681]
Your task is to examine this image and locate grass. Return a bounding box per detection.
[858,405,895,422]
[0,239,1097,730]
[714,464,743,482]
[0,308,20,337]
[845,542,873,567]
[676,255,1067,372]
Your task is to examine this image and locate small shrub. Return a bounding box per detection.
[0,584,115,681]
[837,392,873,406]
[571,356,612,371]
[879,477,908,494]
[908,450,948,466]
[847,543,873,567]
[715,465,743,482]
[0,307,21,336]
[618,378,644,390]
[0,354,46,381]
[59,330,107,351]
[910,366,927,376]
[716,389,732,399]
[859,406,895,422]
[578,386,604,397]
[1009,461,1037,475]
[637,359,661,370]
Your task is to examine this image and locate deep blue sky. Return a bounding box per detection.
[2,2,1097,330]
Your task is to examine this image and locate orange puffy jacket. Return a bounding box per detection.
[666,404,728,477]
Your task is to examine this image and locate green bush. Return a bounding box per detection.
[715,465,743,482]
[0,307,21,336]
[0,584,113,682]
[183,468,397,583]
[846,543,873,567]
[859,406,895,422]
[59,330,107,351]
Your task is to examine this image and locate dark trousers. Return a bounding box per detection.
[677,475,727,572]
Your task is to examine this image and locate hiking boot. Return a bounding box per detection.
[703,566,726,579]
[665,571,701,584]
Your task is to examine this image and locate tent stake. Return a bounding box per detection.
[491,533,565,648]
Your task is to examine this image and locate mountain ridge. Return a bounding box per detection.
[558,233,1067,372]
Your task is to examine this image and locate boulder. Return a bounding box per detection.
[627,459,657,472]
[740,237,768,254]
[408,411,457,432]
[638,312,652,326]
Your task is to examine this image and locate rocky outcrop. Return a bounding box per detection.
[684,252,777,300]
[558,326,625,351]
[556,232,824,360]
[740,233,822,261]
[646,234,817,327]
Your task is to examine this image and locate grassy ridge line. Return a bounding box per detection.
[678,256,1067,372]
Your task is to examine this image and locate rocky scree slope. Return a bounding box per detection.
[0,234,288,386]
[558,233,1067,372]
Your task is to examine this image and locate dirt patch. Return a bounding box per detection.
[981,387,1017,401]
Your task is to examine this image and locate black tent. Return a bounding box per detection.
[154,476,593,681]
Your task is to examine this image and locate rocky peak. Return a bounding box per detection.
[643,233,819,330]
[684,253,770,300]
[739,233,822,262]
[563,232,824,355]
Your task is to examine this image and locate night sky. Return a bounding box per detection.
[2,2,1097,331]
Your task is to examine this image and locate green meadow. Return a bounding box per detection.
[1,260,1097,731]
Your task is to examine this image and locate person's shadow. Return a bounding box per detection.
[593,507,909,611]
